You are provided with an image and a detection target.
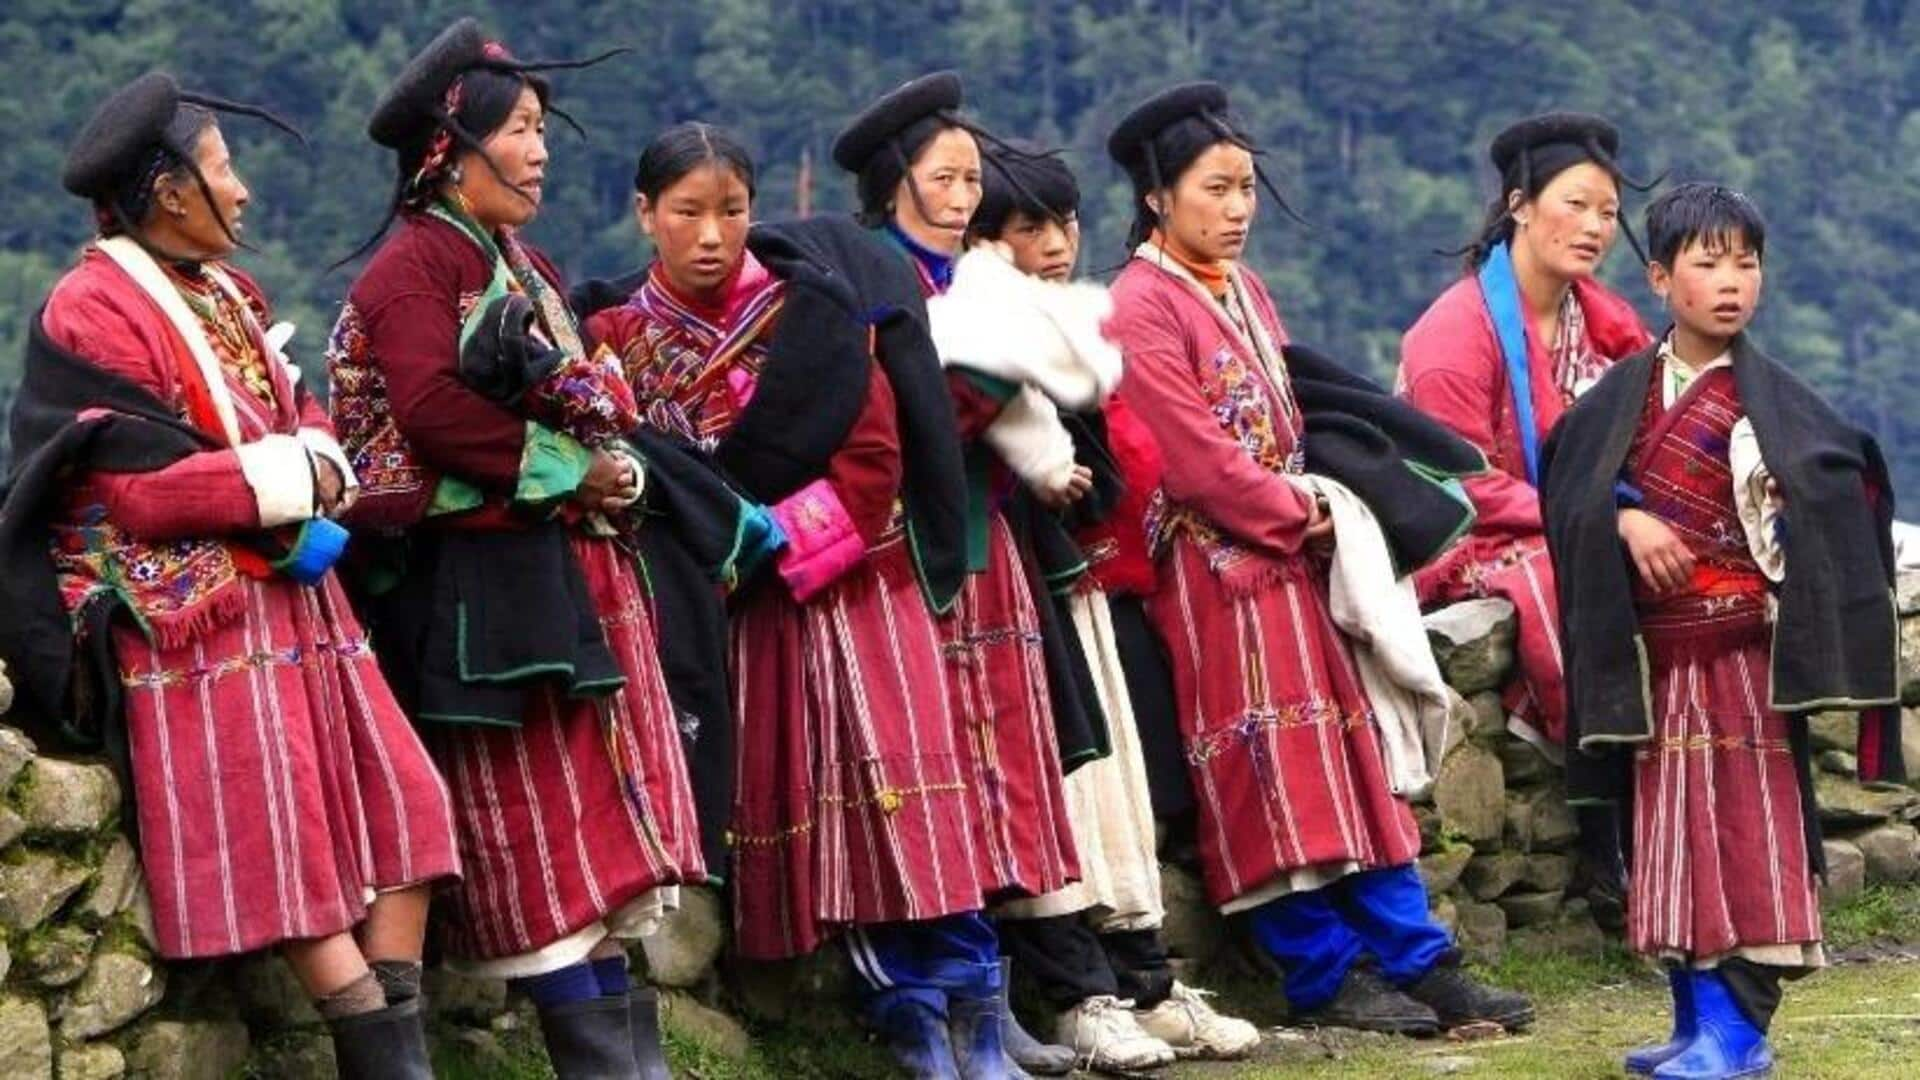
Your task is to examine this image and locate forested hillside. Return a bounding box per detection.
[4,1,1917,501]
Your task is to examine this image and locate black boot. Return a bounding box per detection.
[1572,803,1629,933]
[1403,955,1535,1031]
[628,985,671,1080]
[328,997,433,1080]
[994,959,1073,1076]
[1295,964,1441,1037]
[538,995,642,1079]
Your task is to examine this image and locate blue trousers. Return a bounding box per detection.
[1245,865,1454,1011]
[846,911,1002,1019]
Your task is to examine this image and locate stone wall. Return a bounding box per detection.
[2,575,1918,1077]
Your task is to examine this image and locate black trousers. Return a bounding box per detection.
[999,914,1176,1011]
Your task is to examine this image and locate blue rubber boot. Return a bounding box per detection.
[1625,967,1697,1076]
[1651,971,1773,1079]
[870,991,961,1080]
[948,993,1012,1080]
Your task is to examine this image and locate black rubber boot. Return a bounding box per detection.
[995,959,1073,1076]
[1572,803,1629,933]
[328,997,433,1080]
[537,995,642,1079]
[1403,955,1535,1031]
[628,985,671,1080]
[1295,964,1441,1037]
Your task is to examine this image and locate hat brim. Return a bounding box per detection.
[1106,81,1230,167]
[61,71,183,199]
[831,70,964,174]
[368,17,488,149]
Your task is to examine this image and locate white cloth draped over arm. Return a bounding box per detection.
[1301,473,1453,798]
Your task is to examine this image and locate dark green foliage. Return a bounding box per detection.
[4,1,1918,504]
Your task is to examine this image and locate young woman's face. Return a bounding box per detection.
[1648,233,1764,343]
[149,123,250,259]
[892,126,982,255]
[456,86,548,230]
[1158,141,1256,264]
[994,210,1080,282]
[1512,161,1620,281]
[638,163,752,298]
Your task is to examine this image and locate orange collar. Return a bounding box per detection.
[1151,230,1231,298]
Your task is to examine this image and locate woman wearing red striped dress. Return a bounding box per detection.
[1103,82,1531,1037]
[0,73,458,1077]
[327,20,703,1077]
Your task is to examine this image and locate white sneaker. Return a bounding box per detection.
[1133,982,1261,1060]
[1054,995,1177,1072]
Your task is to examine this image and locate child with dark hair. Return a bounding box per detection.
[962,144,1261,1070]
[1543,182,1904,1078]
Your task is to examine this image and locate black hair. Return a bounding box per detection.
[968,142,1077,241]
[100,104,218,241]
[633,121,756,201]
[1120,111,1303,252]
[1645,182,1767,267]
[1457,140,1654,270]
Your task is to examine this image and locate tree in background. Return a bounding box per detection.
[4,1,1918,503]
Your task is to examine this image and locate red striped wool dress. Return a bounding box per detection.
[336,212,705,964]
[1621,358,1819,963]
[924,257,1079,903]
[590,258,989,960]
[1110,248,1422,910]
[42,247,460,960]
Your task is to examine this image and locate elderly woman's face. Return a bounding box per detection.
[456,86,549,231]
[151,122,249,260]
[892,126,982,256]
[1512,161,1620,281]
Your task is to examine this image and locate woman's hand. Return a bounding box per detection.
[576,448,642,513]
[1302,492,1336,554]
[314,455,347,518]
[1037,464,1095,510]
[1618,508,1695,593]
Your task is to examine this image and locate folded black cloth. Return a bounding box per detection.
[1285,343,1486,575]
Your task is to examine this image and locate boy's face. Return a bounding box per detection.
[996,209,1080,282]
[1648,232,1764,344]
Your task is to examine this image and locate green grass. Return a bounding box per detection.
[1824,885,1920,951]
[433,890,1920,1079]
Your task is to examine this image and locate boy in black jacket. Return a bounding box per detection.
[1542,183,1901,1079]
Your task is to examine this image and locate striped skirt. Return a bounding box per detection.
[1628,624,1821,963]
[997,587,1163,930]
[731,533,988,960]
[117,574,460,960]
[429,535,705,962]
[1415,533,1567,755]
[944,513,1080,902]
[1151,540,1422,908]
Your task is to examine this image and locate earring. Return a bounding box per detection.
[449,164,464,185]
[1515,216,1529,229]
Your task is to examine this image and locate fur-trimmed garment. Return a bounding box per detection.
[1399,269,1652,753]
[0,243,459,959]
[1111,247,1422,911]
[334,212,705,969]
